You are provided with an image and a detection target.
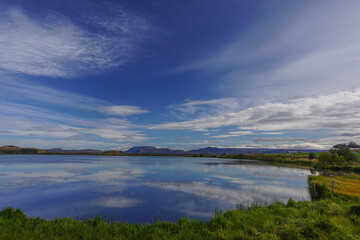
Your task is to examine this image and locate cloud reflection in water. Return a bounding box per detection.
[0,155,311,222]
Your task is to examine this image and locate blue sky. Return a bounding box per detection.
[1,0,360,150]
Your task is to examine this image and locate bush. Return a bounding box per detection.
[308,152,315,159]
[348,141,360,148]
[0,207,26,220]
[329,146,355,162]
[318,152,345,164]
[318,152,333,164]
[287,198,296,207]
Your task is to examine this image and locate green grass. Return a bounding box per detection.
[221,153,316,169]
[314,161,360,173]
[1,193,360,239]
[1,156,360,239]
[277,152,322,158]
[221,153,360,172]
[309,174,360,198]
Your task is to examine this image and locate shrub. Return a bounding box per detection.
[329,145,355,162]
[318,151,345,164]
[287,198,296,207]
[0,207,26,220]
[318,152,333,164]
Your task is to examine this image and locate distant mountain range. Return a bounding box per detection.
[0,145,53,154]
[125,146,186,155]
[46,148,105,154]
[0,145,322,156]
[124,146,321,156]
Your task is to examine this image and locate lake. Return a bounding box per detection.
[0,155,311,223]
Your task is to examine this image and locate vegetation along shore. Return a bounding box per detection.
[0,142,360,239]
[0,173,359,239]
[222,142,360,172]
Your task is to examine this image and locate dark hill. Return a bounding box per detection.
[125,146,186,155]
[46,148,104,154]
[0,146,52,154]
[125,146,321,156]
[187,147,291,155]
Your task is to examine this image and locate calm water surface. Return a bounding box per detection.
[0,155,311,223]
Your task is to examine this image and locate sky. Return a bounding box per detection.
[1,0,360,150]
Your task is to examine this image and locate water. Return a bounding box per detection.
[0,155,311,223]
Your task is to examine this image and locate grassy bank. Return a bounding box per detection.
[1,179,360,239]
[221,153,316,168]
[309,173,360,198]
[221,153,360,172]
[1,153,360,239]
[314,163,360,173]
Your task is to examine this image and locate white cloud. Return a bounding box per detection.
[175,0,360,102]
[0,77,107,111]
[210,131,284,139]
[210,131,254,138]
[0,5,153,148]
[98,105,149,116]
[150,88,360,131]
[146,181,309,204]
[212,175,256,185]
[0,138,118,151]
[245,137,355,150]
[84,128,149,142]
[92,196,143,208]
[0,74,150,148]
[0,162,147,192]
[0,104,150,148]
[169,98,239,115]
[168,201,213,218]
[149,88,360,148]
[78,169,146,183]
[0,6,152,77]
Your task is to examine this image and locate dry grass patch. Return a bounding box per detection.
[313,174,360,198]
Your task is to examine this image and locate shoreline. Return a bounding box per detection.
[1,180,359,239]
[2,152,360,172]
[0,155,359,238]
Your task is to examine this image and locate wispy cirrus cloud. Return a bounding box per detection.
[175,0,360,102]
[0,81,150,148]
[169,98,239,115]
[0,6,153,78]
[148,88,360,148]
[150,88,360,131]
[0,74,151,122]
[0,112,149,147]
[98,105,149,116]
[0,67,152,147]
[211,131,283,139]
[166,98,241,121]
[0,3,156,149]
[0,78,106,112]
